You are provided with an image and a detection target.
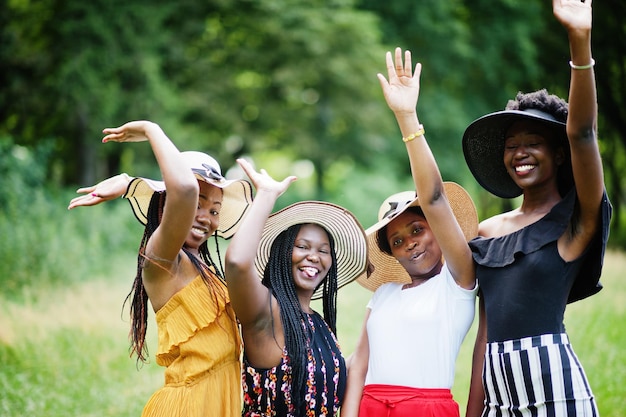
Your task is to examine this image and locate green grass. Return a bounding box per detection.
[0,258,162,417]
[1,251,624,416]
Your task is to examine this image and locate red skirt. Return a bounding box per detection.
[359,384,459,417]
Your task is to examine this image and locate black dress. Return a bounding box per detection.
[469,188,611,342]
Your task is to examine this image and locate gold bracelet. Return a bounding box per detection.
[402,126,425,143]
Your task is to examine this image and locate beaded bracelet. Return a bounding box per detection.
[569,58,595,70]
[402,126,426,143]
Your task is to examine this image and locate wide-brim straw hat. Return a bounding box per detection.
[462,108,569,199]
[356,182,478,292]
[123,151,253,239]
[253,201,368,300]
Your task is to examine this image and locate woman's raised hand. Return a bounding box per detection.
[67,173,131,209]
[377,47,422,115]
[236,158,296,198]
[102,120,158,143]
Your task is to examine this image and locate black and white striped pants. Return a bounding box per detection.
[482,333,599,417]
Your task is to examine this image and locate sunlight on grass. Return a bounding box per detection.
[0,270,162,417]
[1,251,624,416]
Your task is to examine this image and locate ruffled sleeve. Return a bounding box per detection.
[155,275,231,363]
[568,190,612,303]
[470,188,612,304]
[470,189,573,268]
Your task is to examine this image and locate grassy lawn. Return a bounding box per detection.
[1,251,624,416]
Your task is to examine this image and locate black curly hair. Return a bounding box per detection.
[505,89,568,122]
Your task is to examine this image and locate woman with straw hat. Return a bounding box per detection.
[225,158,368,417]
[69,120,252,416]
[462,2,611,416]
[341,48,479,417]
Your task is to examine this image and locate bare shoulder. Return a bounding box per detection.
[478,212,510,238]
[143,249,199,310]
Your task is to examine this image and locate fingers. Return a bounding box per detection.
[385,50,395,78]
[386,47,419,80]
[376,73,389,90]
[236,158,296,195]
[102,132,124,143]
[395,47,403,72]
[236,158,256,178]
[75,185,96,194]
[280,175,298,189]
[403,49,412,75]
[68,194,100,209]
[413,62,423,79]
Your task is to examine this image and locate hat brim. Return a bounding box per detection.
[253,201,368,300]
[462,109,567,199]
[124,175,253,239]
[356,182,478,292]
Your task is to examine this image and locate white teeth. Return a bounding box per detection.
[192,227,207,235]
[515,165,535,172]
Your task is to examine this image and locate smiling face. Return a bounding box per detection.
[504,120,563,192]
[185,181,223,251]
[291,224,333,296]
[385,210,443,281]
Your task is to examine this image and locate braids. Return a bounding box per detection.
[183,239,227,301]
[124,191,163,364]
[262,225,306,413]
[123,190,227,365]
[319,230,338,336]
[198,233,225,280]
[261,223,339,416]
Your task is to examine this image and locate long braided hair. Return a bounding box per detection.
[261,223,339,415]
[124,190,228,364]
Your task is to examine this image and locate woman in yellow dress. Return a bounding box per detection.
[69,120,252,416]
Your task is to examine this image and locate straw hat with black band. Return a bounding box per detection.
[356,182,478,292]
[462,108,572,199]
[123,151,253,239]
[253,201,368,300]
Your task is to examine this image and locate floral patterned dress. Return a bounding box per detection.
[242,311,346,416]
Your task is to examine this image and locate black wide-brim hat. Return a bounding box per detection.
[462,109,569,199]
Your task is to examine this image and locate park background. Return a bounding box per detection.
[1,0,624,415]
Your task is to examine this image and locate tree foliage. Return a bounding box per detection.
[0,0,624,244]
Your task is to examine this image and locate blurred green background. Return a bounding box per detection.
[1,0,625,415]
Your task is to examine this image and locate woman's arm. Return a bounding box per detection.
[378,48,475,289]
[553,0,604,250]
[102,121,198,266]
[465,295,487,417]
[224,159,296,345]
[341,309,371,417]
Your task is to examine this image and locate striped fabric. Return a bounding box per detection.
[482,333,598,417]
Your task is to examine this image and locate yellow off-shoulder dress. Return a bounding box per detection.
[141,274,243,417]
